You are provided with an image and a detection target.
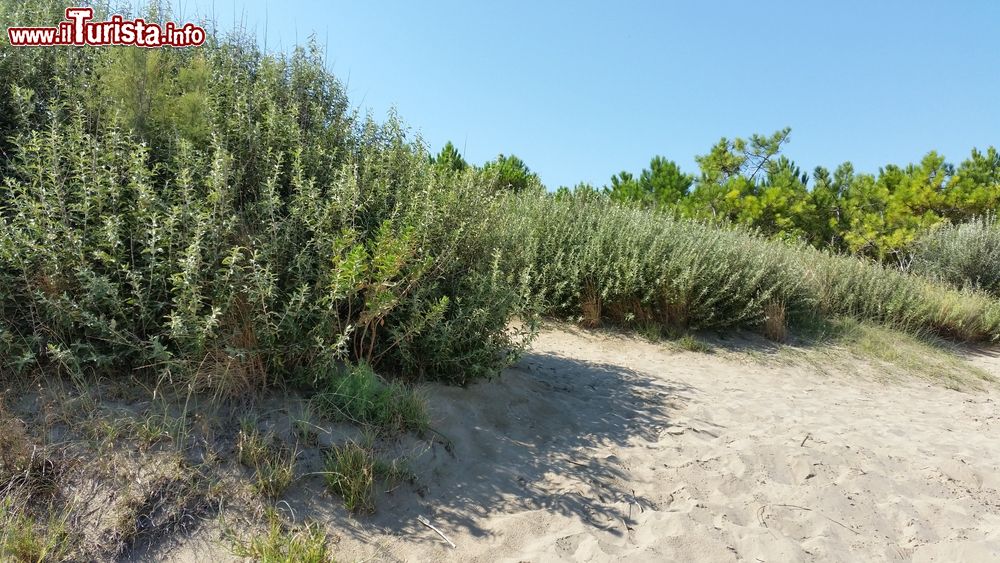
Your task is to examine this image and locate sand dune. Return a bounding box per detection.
[146,326,1000,562]
[318,327,1000,562]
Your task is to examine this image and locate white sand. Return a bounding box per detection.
[325,327,1000,562]
[147,326,1000,562]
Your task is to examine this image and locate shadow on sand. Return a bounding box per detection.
[283,350,695,552]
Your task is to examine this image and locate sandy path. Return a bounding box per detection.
[324,327,1000,562]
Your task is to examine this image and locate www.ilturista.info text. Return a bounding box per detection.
[7,7,206,47]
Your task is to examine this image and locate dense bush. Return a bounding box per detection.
[0,2,536,389]
[499,194,1000,341]
[498,194,808,332]
[803,247,1000,341]
[909,216,1000,295]
[0,115,534,389]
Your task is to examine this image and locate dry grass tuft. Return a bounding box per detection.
[236,421,297,499]
[580,283,602,328]
[0,403,63,501]
[324,442,376,514]
[322,441,411,514]
[763,300,787,342]
[193,348,267,401]
[0,496,74,563]
[676,334,712,353]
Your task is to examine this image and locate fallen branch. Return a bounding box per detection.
[417,515,456,548]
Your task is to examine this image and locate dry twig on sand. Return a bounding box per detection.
[758,503,860,535]
[417,515,456,548]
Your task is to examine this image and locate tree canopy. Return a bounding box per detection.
[560,128,999,261]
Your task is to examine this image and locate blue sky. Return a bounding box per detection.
[157,0,998,189]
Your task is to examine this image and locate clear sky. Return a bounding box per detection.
[156,0,999,189]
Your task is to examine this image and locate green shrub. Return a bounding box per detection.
[313,363,427,433]
[802,244,1000,341]
[498,194,809,331]
[499,194,1000,342]
[0,4,536,391]
[910,215,1000,295]
[1,0,995,406]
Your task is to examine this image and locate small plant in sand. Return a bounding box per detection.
[291,404,323,447]
[0,406,62,501]
[322,440,411,514]
[0,498,73,563]
[635,321,666,342]
[228,507,333,563]
[314,364,428,434]
[677,334,712,353]
[130,406,191,450]
[324,442,377,513]
[236,420,297,499]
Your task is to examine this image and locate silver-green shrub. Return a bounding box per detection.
[500,193,1000,341]
[0,11,536,387]
[499,194,808,330]
[910,216,1000,295]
